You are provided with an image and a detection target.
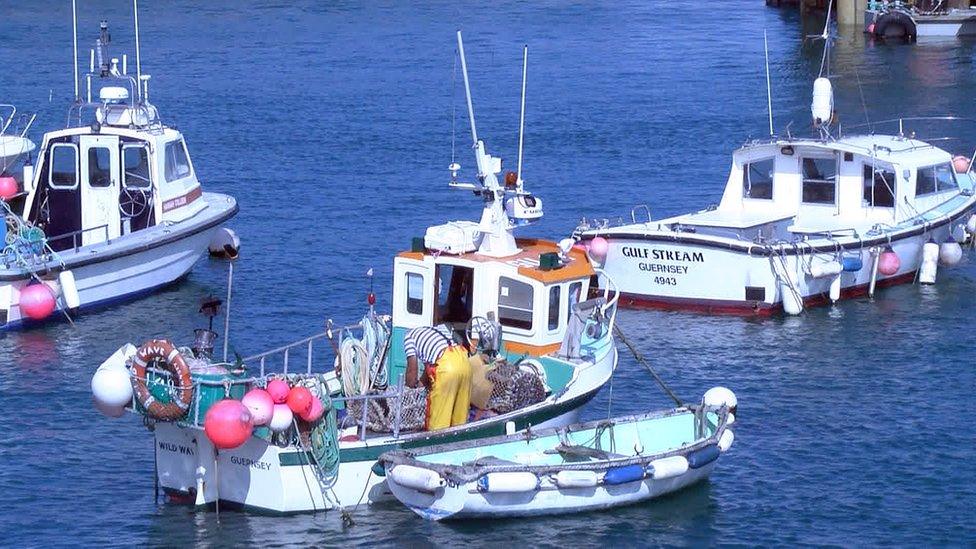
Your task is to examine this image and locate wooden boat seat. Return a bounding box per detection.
[547,444,627,462]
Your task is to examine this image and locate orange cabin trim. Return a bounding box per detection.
[503,340,562,357]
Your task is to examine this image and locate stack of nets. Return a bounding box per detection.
[344,386,428,433]
[485,360,546,414]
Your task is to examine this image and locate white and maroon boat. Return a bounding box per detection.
[0,14,237,329]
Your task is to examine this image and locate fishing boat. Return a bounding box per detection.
[578,19,976,316]
[90,32,619,514]
[0,7,238,329]
[379,391,735,520]
[866,2,976,40]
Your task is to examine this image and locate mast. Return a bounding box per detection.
[516,45,527,187]
[72,0,80,100]
[133,0,143,100]
[764,30,773,137]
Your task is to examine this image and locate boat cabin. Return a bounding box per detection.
[387,237,595,382]
[675,135,971,241]
[21,88,204,251]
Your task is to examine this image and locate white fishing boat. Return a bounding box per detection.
[379,392,735,520]
[90,32,620,515]
[579,21,976,315]
[0,5,237,329]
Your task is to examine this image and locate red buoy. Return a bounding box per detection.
[287,386,313,416]
[19,284,56,321]
[300,396,325,422]
[0,176,17,201]
[878,246,900,276]
[203,399,253,450]
[241,388,275,426]
[266,379,290,404]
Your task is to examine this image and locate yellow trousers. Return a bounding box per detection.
[425,346,472,430]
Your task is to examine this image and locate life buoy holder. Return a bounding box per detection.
[131,339,194,420]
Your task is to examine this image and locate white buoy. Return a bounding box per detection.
[649,455,689,480]
[829,274,841,303]
[208,227,240,259]
[919,240,939,284]
[939,237,963,267]
[555,470,599,489]
[811,77,834,127]
[718,430,735,453]
[780,276,803,316]
[59,270,81,310]
[91,344,136,415]
[389,465,446,493]
[477,472,539,493]
[809,260,842,279]
[966,214,976,236]
[703,386,738,414]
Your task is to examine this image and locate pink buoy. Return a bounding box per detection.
[878,246,900,276]
[203,399,253,450]
[953,155,971,174]
[241,388,275,426]
[268,403,294,432]
[300,396,325,422]
[0,176,17,201]
[19,284,56,321]
[287,386,313,416]
[867,23,876,34]
[266,379,290,404]
[589,236,609,261]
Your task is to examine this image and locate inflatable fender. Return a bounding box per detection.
[873,11,917,40]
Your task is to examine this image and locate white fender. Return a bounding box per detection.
[809,260,842,279]
[718,430,735,453]
[939,240,962,267]
[477,472,539,493]
[811,77,834,127]
[649,455,689,480]
[919,241,939,284]
[554,470,598,489]
[389,465,446,493]
[59,270,81,310]
[208,227,240,259]
[829,274,841,303]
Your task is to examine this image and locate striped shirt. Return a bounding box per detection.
[403,325,456,364]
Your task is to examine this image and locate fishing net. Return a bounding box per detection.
[343,386,428,433]
[485,359,546,414]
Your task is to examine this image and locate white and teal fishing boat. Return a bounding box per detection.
[379,394,735,520]
[92,32,620,514]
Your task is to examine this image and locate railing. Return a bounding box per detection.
[46,224,110,253]
[630,204,652,224]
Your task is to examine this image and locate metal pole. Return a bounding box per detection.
[516,45,528,185]
[133,0,143,100]
[763,30,774,137]
[72,0,79,100]
[222,261,233,362]
[456,31,478,145]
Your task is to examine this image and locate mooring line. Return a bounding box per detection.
[612,324,684,407]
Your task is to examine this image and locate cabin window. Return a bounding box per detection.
[405,272,424,315]
[436,264,473,324]
[87,147,112,187]
[801,157,837,204]
[567,281,583,320]
[742,158,774,200]
[49,144,78,189]
[548,286,561,331]
[916,164,958,197]
[123,145,151,188]
[164,140,191,182]
[498,276,534,331]
[862,165,895,208]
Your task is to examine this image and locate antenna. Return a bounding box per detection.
[133,0,143,101]
[456,30,478,145]
[516,44,528,186]
[763,30,773,137]
[72,0,79,100]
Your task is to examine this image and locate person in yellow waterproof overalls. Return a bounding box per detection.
[404,326,472,430]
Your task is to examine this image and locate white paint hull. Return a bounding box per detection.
[390,462,716,520]
[598,224,959,314]
[151,346,617,514]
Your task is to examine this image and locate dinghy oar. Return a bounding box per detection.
[612,324,683,406]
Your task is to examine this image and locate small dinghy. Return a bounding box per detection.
[379,389,736,520]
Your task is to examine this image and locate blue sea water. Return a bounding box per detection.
[1,0,975,546]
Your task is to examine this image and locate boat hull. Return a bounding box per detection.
[151,346,616,514]
[0,192,236,329]
[594,221,964,316]
[391,461,716,520]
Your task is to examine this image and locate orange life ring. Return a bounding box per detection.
[131,339,194,420]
